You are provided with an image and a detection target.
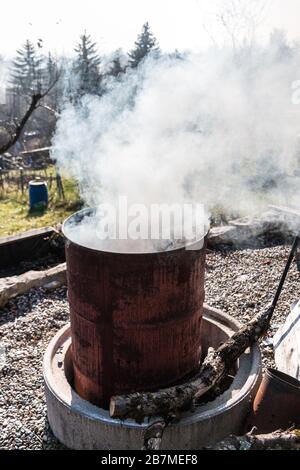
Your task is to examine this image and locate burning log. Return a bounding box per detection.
[110,235,300,422]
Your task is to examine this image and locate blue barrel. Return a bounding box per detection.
[29,180,48,210]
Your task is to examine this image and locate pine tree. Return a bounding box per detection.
[128,22,159,68]
[269,29,293,61]
[44,52,61,110]
[107,49,126,78]
[9,40,43,95]
[46,52,58,87]
[73,31,102,97]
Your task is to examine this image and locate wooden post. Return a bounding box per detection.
[56,172,65,200]
[20,167,24,195]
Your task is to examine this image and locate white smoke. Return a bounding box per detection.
[52,45,300,249]
[0,58,9,105]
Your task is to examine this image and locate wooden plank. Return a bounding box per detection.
[274,301,300,381]
[19,147,51,156]
[0,226,58,271]
[0,226,55,247]
[0,262,66,309]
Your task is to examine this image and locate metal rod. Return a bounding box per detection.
[267,235,300,321]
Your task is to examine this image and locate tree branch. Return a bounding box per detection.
[110,306,271,421]
[0,93,42,154]
[0,73,60,155]
[38,103,59,117]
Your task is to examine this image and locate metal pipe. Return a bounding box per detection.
[267,235,300,322]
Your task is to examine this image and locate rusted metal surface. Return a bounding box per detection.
[63,210,207,407]
[248,368,300,433]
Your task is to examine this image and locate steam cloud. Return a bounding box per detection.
[52,46,300,249]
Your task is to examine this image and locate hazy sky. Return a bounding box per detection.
[0,0,299,57]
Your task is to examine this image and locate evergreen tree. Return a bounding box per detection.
[44,52,61,110]
[9,40,43,95]
[46,52,58,87]
[269,29,293,61]
[107,49,127,78]
[128,22,159,68]
[73,31,102,97]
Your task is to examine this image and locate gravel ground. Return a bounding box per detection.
[0,287,69,449]
[205,244,300,370]
[0,243,299,449]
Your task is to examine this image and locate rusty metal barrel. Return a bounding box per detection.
[248,368,300,433]
[63,209,207,408]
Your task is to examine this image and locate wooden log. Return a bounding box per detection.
[0,262,66,309]
[205,429,300,450]
[110,306,271,421]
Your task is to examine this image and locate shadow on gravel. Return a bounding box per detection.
[208,235,295,255]
[0,286,68,327]
[42,418,68,450]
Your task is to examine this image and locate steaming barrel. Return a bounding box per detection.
[63,209,207,407]
[29,180,48,210]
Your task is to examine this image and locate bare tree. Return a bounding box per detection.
[0,75,60,155]
[200,0,269,53]
[216,0,268,52]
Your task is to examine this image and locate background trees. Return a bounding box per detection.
[8,40,43,118]
[106,49,127,79]
[73,31,102,98]
[4,22,159,121]
[9,40,43,95]
[128,22,160,68]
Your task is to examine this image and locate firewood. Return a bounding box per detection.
[205,429,300,450]
[0,263,66,309]
[110,306,271,421]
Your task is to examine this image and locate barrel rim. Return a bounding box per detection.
[62,207,208,256]
[29,179,48,186]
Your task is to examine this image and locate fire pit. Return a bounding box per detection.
[44,307,261,449]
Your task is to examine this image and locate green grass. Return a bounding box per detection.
[0,167,82,237]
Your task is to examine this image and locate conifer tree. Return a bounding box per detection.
[9,40,43,95]
[46,52,58,86]
[73,31,102,96]
[43,52,61,110]
[107,49,126,78]
[128,22,159,68]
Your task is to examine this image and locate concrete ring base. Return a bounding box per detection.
[43,305,262,450]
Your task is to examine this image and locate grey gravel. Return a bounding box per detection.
[205,244,300,371]
[0,243,299,449]
[0,286,69,450]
